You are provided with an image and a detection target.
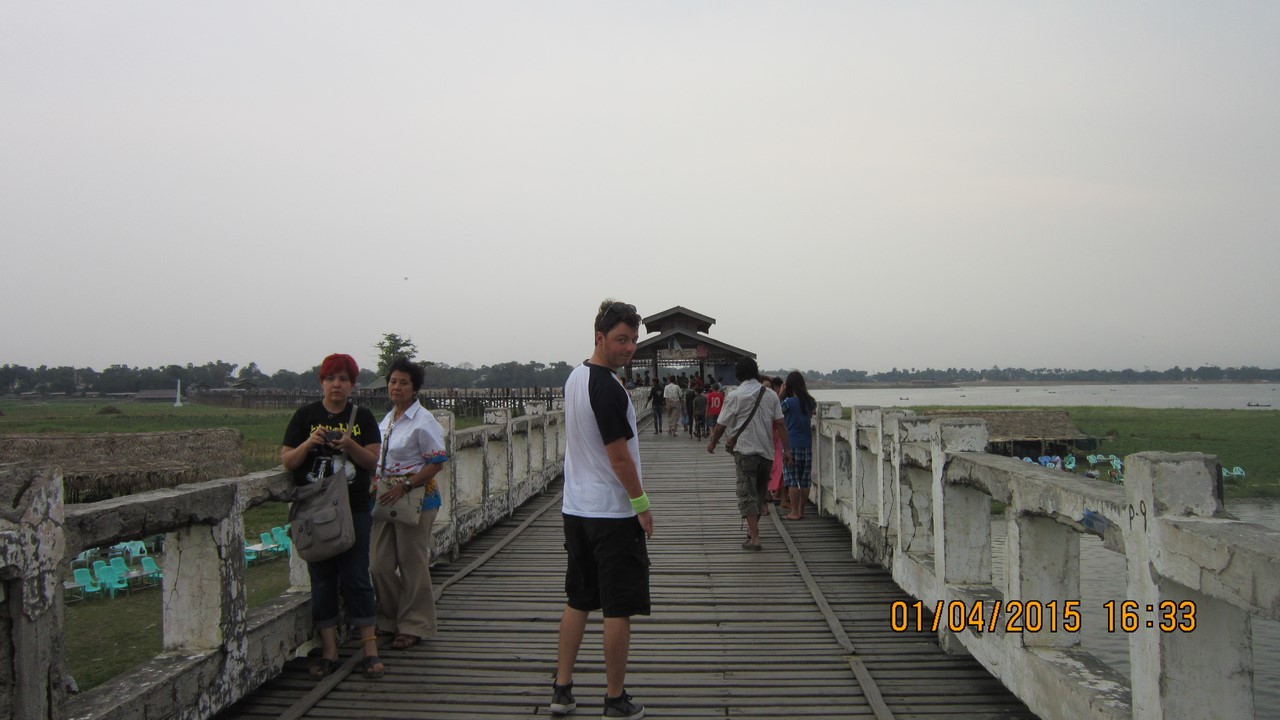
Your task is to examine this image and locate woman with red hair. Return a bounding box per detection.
[281,353,385,679]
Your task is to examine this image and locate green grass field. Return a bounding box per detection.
[910,405,1280,497]
[2,397,485,690]
[63,556,292,690]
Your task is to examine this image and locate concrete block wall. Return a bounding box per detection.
[1,408,566,720]
[811,403,1280,720]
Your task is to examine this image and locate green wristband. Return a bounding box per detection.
[629,492,650,514]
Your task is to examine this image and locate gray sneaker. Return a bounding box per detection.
[550,682,576,715]
[602,690,644,719]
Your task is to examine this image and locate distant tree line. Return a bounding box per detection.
[767,365,1280,385]
[4,360,1278,396]
[0,359,578,395]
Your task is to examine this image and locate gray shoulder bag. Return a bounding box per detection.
[288,403,359,562]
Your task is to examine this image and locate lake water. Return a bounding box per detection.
[812,382,1280,410]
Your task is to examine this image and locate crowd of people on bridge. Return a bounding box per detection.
[277,299,815,720]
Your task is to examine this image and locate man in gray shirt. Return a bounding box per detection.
[705,357,790,550]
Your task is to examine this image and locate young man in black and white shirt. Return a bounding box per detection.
[551,299,653,720]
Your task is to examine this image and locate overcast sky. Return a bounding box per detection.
[3,3,1277,375]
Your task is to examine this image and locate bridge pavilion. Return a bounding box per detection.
[629,306,753,386]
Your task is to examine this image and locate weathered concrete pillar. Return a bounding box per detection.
[0,464,66,720]
[813,401,842,517]
[162,485,247,656]
[851,407,883,522]
[433,410,456,526]
[1124,452,1252,720]
[1006,515,1079,648]
[931,419,990,585]
[893,417,934,557]
[484,407,511,511]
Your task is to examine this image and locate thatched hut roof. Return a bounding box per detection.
[922,409,1090,443]
[0,429,243,503]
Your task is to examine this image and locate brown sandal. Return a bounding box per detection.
[361,655,385,679]
[391,634,421,649]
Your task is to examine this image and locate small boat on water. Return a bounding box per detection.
[1247,402,1272,407]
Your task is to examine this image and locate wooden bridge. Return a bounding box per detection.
[219,433,1035,719]
[8,399,1276,720]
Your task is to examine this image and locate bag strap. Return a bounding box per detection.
[728,387,769,445]
[342,402,359,461]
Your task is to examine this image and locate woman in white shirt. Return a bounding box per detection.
[371,356,450,649]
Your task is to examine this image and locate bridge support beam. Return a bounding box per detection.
[1124,452,1253,720]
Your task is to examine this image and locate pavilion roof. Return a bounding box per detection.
[642,306,716,334]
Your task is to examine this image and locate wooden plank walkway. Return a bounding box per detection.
[219,431,1037,720]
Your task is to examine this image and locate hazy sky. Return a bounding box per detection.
[3,3,1278,375]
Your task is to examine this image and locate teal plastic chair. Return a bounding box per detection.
[244,546,259,565]
[126,540,149,561]
[271,527,292,556]
[110,555,132,578]
[72,567,103,600]
[94,564,130,599]
[1232,466,1246,478]
[140,556,163,586]
[1064,455,1077,471]
[260,532,283,557]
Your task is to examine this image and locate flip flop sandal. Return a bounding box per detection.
[309,657,339,679]
[361,655,385,679]
[391,634,421,649]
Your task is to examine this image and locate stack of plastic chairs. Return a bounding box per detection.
[94,562,130,599]
[271,526,292,557]
[261,532,285,558]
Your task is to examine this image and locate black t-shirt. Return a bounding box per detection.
[282,400,381,511]
[648,384,664,407]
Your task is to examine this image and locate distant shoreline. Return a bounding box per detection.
[810,379,1276,390]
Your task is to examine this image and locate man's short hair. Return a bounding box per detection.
[735,357,759,382]
[594,299,641,334]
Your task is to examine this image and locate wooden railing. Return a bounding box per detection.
[0,407,565,720]
[810,403,1280,720]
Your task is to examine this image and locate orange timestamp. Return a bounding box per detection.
[890,599,1199,634]
[890,600,1081,634]
[1103,600,1196,633]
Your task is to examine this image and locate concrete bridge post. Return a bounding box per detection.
[813,401,847,521]
[892,417,935,558]
[0,464,66,720]
[1124,452,1253,720]
[484,407,512,518]
[930,419,990,585]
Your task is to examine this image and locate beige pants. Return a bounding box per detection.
[371,507,439,638]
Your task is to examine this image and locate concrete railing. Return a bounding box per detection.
[811,402,1280,720]
[0,408,564,720]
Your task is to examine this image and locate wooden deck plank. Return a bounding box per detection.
[218,431,1037,719]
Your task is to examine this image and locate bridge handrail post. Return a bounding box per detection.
[0,463,66,720]
[483,407,512,513]
[1124,452,1253,720]
[813,401,845,521]
[891,416,934,560]
[930,419,990,585]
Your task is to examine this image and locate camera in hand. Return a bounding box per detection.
[324,430,344,443]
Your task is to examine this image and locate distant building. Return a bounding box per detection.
[631,306,754,385]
